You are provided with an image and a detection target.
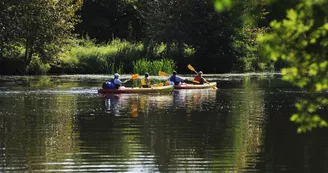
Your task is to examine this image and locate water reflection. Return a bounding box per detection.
[104,95,122,116]
[0,75,328,172]
[220,76,267,172]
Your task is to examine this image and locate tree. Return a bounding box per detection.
[75,0,142,42]
[0,0,82,70]
[137,0,243,73]
[0,0,23,57]
[215,0,328,132]
[258,0,328,132]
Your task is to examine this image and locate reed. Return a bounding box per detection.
[133,58,175,75]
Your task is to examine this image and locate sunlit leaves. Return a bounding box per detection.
[286,9,297,21]
[214,0,233,12]
[258,0,328,133]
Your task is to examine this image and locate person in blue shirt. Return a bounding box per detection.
[168,71,184,85]
[102,73,126,89]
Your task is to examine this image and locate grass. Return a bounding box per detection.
[133,59,175,75]
[57,38,144,74]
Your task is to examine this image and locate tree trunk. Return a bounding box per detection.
[24,41,29,66]
[24,39,33,74]
[166,39,170,59]
[178,40,182,58]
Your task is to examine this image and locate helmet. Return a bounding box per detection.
[114,73,120,78]
[198,71,203,74]
[145,72,149,77]
[173,71,177,75]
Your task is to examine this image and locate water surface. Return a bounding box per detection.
[0,74,327,172]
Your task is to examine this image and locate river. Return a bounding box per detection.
[0,74,327,172]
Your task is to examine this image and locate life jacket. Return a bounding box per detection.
[107,79,116,89]
[140,78,150,86]
[169,76,180,85]
[194,74,201,81]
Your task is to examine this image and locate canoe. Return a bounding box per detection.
[98,85,174,94]
[174,82,217,89]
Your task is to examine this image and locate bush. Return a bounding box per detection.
[27,56,51,74]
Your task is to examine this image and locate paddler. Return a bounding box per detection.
[102,73,127,89]
[193,71,208,84]
[140,72,151,88]
[168,71,184,85]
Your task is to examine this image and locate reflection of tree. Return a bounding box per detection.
[0,93,80,171]
[219,76,266,171]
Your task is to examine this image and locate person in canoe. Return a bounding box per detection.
[140,72,151,88]
[102,73,127,89]
[168,71,184,85]
[193,71,208,84]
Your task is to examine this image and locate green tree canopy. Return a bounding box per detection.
[0,0,82,71]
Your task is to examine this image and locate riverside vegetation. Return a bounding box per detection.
[1,0,277,75]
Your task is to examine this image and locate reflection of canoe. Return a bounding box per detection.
[98,85,174,94]
[174,82,217,89]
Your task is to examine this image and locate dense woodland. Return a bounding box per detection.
[0,0,299,75]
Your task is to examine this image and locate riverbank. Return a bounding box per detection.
[0,38,276,75]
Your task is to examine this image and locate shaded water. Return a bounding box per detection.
[0,74,328,172]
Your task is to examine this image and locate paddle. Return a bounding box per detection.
[187,64,198,74]
[157,71,170,86]
[123,74,139,83]
[158,71,169,76]
[187,64,217,89]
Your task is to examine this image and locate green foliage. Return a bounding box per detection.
[138,0,241,73]
[0,0,82,71]
[258,0,328,132]
[233,27,273,72]
[109,63,124,75]
[133,59,175,75]
[214,0,233,12]
[28,56,51,75]
[57,38,143,74]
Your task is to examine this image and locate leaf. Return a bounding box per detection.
[287,9,297,21]
[290,114,299,121]
[324,23,328,30]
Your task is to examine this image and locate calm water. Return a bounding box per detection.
[0,74,328,172]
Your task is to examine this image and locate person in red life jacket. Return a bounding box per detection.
[193,71,208,84]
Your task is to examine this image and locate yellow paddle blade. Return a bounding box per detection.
[131,74,139,80]
[191,80,200,84]
[187,64,196,72]
[158,71,168,76]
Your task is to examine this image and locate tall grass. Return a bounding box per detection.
[133,59,175,75]
[57,38,144,74]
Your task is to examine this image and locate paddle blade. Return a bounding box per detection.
[131,74,139,80]
[158,71,168,76]
[187,64,196,72]
[191,80,200,84]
